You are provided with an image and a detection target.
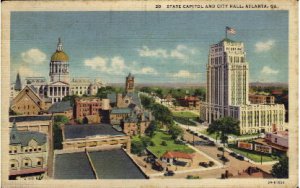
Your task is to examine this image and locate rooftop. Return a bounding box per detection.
[48,101,72,113]
[54,149,146,179]
[111,108,132,114]
[89,149,146,179]
[63,123,125,140]
[10,123,47,146]
[54,152,95,179]
[161,151,194,159]
[9,115,52,123]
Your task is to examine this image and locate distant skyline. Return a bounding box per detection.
[11,11,288,84]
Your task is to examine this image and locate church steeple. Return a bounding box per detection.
[15,72,22,91]
[10,120,21,145]
[57,37,63,52]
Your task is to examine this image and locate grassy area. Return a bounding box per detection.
[147,131,195,157]
[172,111,198,126]
[200,129,259,139]
[172,111,198,119]
[228,145,280,162]
[199,129,218,139]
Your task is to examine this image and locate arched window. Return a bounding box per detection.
[10,159,19,170]
[22,158,32,168]
[36,158,43,166]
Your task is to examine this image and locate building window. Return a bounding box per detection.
[14,150,17,153]
[25,163,28,166]
[38,148,41,151]
[9,150,12,154]
[11,164,15,168]
[34,149,37,152]
[29,149,32,152]
[37,161,42,166]
[25,149,28,152]
[275,138,277,143]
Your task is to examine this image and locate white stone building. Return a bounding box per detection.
[70,78,105,96]
[200,38,286,134]
[20,38,104,104]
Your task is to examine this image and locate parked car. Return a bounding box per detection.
[207,141,215,146]
[229,152,237,157]
[208,161,215,167]
[199,162,209,168]
[220,156,229,162]
[218,147,224,151]
[236,155,245,161]
[202,137,208,140]
[164,170,175,176]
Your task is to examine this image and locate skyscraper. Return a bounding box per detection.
[200,38,286,134]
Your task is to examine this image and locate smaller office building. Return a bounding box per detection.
[61,123,131,151]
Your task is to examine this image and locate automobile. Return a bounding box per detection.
[199,135,204,139]
[217,147,224,151]
[229,152,237,157]
[164,170,175,176]
[220,156,230,162]
[202,137,208,140]
[208,161,215,167]
[207,141,216,146]
[236,155,245,161]
[199,162,209,168]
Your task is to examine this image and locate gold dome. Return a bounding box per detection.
[51,51,69,62]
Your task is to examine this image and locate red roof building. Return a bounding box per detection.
[161,151,194,160]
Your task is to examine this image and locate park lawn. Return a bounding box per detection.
[172,111,198,119]
[229,146,279,162]
[199,129,218,139]
[200,129,259,139]
[147,131,195,158]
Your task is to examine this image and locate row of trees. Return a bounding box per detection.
[139,86,206,100]
[141,94,183,139]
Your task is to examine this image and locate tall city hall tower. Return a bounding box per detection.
[200,36,286,135]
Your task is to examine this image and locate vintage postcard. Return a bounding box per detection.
[1,0,298,187]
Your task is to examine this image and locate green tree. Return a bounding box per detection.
[140,95,155,109]
[271,156,289,178]
[140,86,153,93]
[53,115,69,149]
[131,140,145,154]
[207,117,240,157]
[168,124,184,139]
[96,86,116,98]
[54,115,69,124]
[62,95,77,106]
[145,121,158,137]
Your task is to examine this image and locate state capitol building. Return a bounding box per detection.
[11,38,105,103]
[200,38,286,135]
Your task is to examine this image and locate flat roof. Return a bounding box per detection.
[89,149,146,179]
[54,149,146,179]
[54,152,95,179]
[9,115,52,122]
[64,123,125,140]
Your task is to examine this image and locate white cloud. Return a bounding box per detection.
[261,66,279,75]
[84,56,127,74]
[110,56,126,73]
[84,56,108,70]
[138,45,197,60]
[21,48,47,64]
[173,70,191,78]
[140,67,158,75]
[138,46,168,58]
[255,40,275,52]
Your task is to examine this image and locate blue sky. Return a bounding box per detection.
[11,11,288,84]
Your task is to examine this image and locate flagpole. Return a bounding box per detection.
[225,27,227,39]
